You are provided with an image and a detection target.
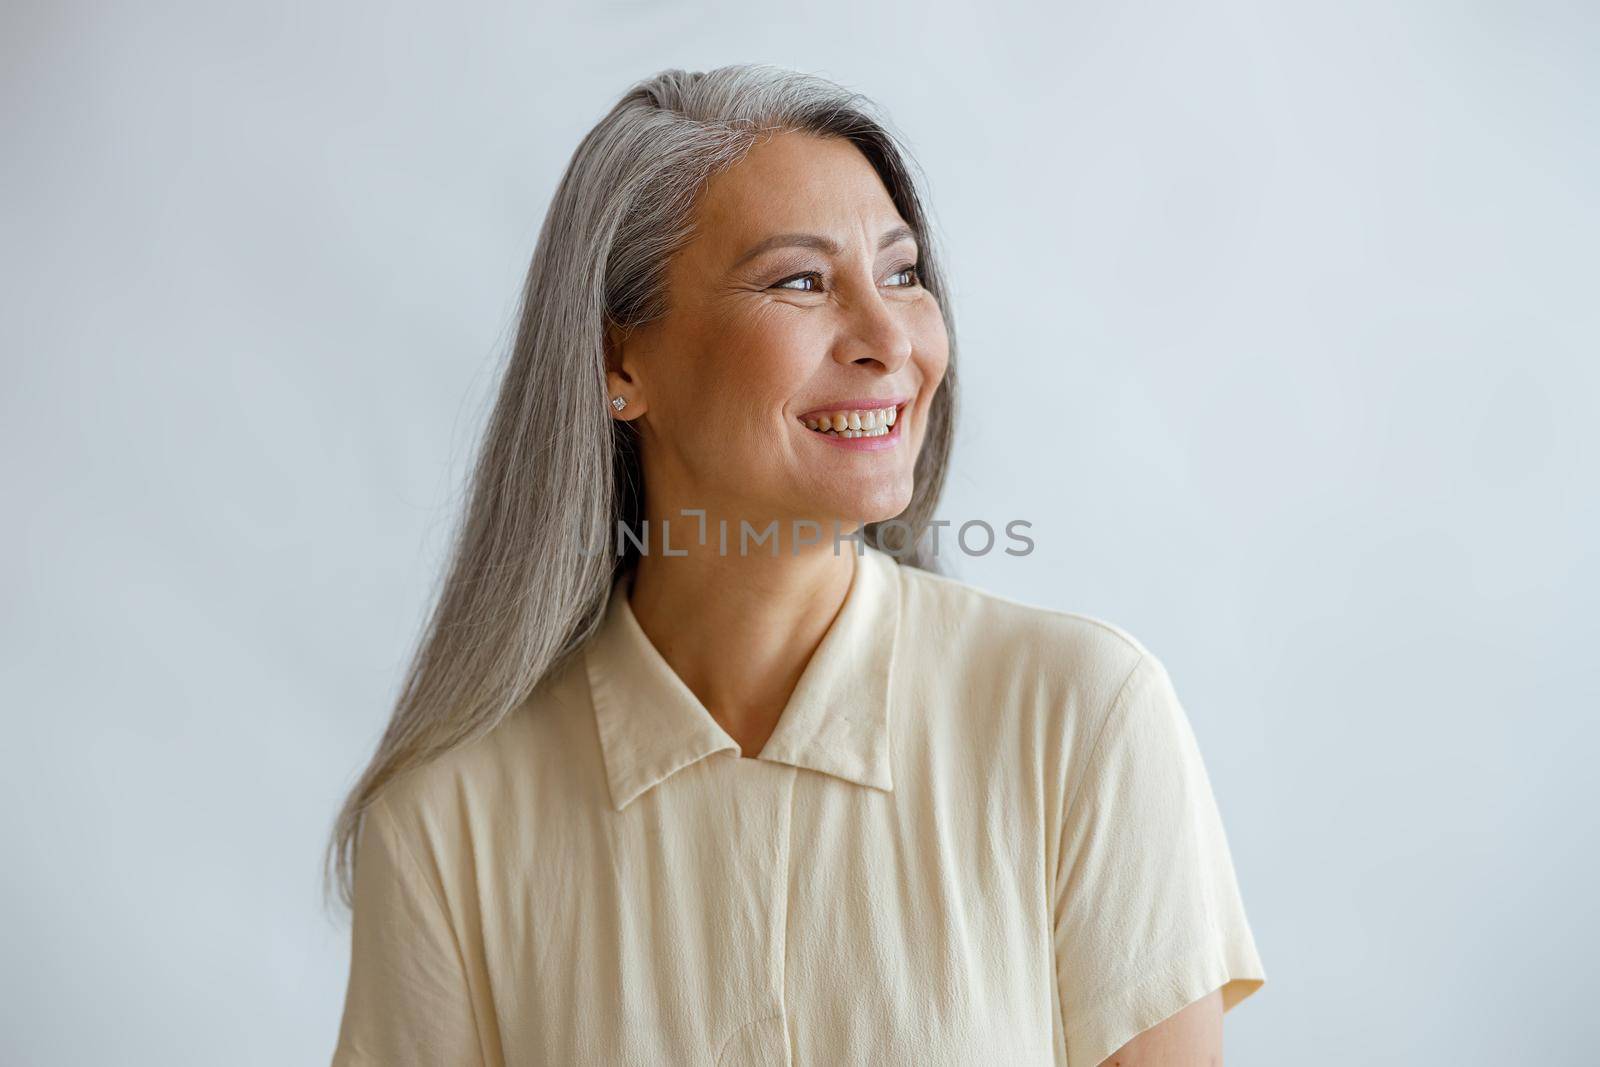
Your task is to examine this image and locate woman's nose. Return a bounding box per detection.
[833,283,915,370]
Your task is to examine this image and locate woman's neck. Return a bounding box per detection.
[626,538,859,757]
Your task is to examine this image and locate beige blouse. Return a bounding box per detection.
[331,544,1266,1066]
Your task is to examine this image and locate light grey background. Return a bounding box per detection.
[4,1,1595,1064]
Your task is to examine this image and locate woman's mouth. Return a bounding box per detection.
[798,401,906,439]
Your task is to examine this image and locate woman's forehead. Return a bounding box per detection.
[691,133,905,255]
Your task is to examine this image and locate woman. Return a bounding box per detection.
[326,64,1265,1066]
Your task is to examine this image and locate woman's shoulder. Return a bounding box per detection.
[893,560,1155,701]
[368,654,598,835]
[888,560,1180,800]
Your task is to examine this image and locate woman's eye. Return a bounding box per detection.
[887,264,920,287]
[772,272,821,292]
[770,264,919,292]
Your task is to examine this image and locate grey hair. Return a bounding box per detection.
[323,63,960,912]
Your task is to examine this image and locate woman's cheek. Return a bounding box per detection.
[908,291,947,334]
[724,306,815,376]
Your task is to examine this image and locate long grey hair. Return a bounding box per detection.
[323,63,960,910]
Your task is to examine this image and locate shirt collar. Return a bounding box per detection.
[584,544,902,812]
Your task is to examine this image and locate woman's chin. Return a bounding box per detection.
[817,487,916,532]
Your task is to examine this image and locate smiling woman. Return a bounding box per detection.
[325,63,1265,1067]
[603,128,947,526]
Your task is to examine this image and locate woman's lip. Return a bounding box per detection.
[795,395,911,420]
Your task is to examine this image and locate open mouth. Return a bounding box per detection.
[798,400,907,439]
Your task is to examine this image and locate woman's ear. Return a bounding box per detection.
[602,317,626,375]
[603,318,646,420]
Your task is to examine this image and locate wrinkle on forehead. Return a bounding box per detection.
[688,131,909,268]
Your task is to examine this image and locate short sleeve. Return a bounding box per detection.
[331,793,485,1066]
[1053,650,1266,1066]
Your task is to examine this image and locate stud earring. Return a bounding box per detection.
[610,395,627,412]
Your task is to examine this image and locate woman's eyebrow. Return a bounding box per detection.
[729,224,917,270]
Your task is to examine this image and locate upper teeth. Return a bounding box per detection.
[802,405,899,437]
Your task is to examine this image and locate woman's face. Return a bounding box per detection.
[607,130,949,537]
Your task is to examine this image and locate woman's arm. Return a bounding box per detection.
[331,793,486,1066]
[1096,989,1224,1066]
[1053,650,1265,1066]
